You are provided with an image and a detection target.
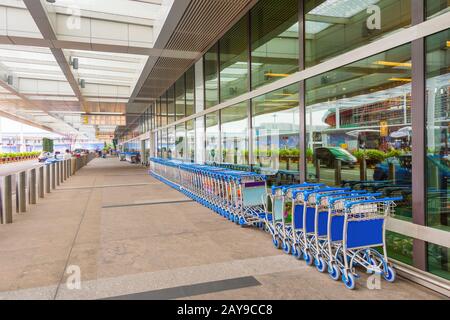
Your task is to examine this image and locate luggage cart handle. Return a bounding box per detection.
[315,190,367,202]
[344,197,403,209]
[271,183,324,195]
[328,193,383,205]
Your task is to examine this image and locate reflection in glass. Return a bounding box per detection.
[305,0,411,68]
[175,76,186,121]
[186,65,196,116]
[306,44,412,222]
[426,0,450,18]
[425,29,449,281]
[160,129,168,159]
[251,0,298,89]
[221,102,249,165]
[252,84,299,185]
[167,85,175,124]
[206,112,220,163]
[175,124,186,160]
[220,16,249,102]
[161,94,168,127]
[167,127,175,159]
[205,44,219,109]
[186,119,195,163]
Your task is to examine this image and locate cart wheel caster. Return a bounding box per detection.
[303,250,313,266]
[282,241,291,254]
[272,237,281,250]
[383,266,396,283]
[342,273,356,290]
[328,263,340,281]
[314,257,326,273]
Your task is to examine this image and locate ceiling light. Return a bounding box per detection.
[388,78,412,82]
[265,73,290,78]
[88,112,125,116]
[374,61,412,68]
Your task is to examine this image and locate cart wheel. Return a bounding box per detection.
[342,273,356,290]
[282,241,291,254]
[328,264,340,281]
[383,265,396,283]
[230,213,235,222]
[293,247,303,260]
[239,217,246,226]
[272,237,281,250]
[315,257,326,273]
[303,250,313,266]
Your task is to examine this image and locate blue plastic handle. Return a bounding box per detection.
[328,193,383,205]
[344,197,404,209]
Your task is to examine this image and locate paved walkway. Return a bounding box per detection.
[0,158,446,300]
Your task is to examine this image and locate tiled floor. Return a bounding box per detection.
[0,158,446,300]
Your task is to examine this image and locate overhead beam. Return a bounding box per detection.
[23,0,86,110]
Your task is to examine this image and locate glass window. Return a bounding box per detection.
[186,119,195,163]
[305,0,411,68]
[167,126,175,159]
[204,44,219,109]
[186,65,196,116]
[384,231,413,265]
[306,44,412,221]
[161,94,168,127]
[251,0,299,90]
[175,76,186,121]
[252,84,300,184]
[175,124,186,160]
[156,98,161,128]
[426,0,450,18]
[167,85,175,124]
[220,15,249,102]
[426,29,449,234]
[221,102,249,166]
[428,242,450,280]
[161,129,168,158]
[205,112,220,163]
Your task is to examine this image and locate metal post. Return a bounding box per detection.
[51,163,56,189]
[314,158,321,182]
[29,168,37,205]
[60,161,64,183]
[388,162,396,184]
[18,171,27,213]
[1,175,13,224]
[46,164,51,193]
[334,159,342,186]
[39,166,44,198]
[360,156,367,181]
[56,162,60,186]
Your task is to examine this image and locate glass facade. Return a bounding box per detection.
[220,15,249,102]
[205,43,219,109]
[252,84,300,184]
[251,0,299,89]
[205,111,220,163]
[306,44,412,220]
[221,102,249,165]
[186,65,196,116]
[305,0,411,68]
[186,119,195,162]
[127,0,449,282]
[426,29,449,280]
[175,76,185,121]
[426,0,450,18]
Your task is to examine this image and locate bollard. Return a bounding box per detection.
[46,164,51,193]
[60,161,64,183]
[56,162,60,186]
[388,162,396,184]
[314,158,321,182]
[51,163,56,189]
[39,166,45,198]
[360,156,367,181]
[29,168,37,205]
[334,159,342,186]
[18,171,27,213]
[1,175,13,224]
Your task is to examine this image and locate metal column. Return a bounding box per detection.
[46,164,51,193]
[39,166,45,198]
[1,175,13,224]
[29,168,37,205]
[56,162,60,186]
[18,171,27,213]
[51,163,56,189]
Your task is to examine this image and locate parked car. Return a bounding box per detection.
[38,151,53,162]
[373,155,412,184]
[313,147,357,169]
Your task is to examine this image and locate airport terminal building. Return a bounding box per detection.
[120,0,450,286]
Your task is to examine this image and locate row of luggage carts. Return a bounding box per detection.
[150,158,401,290]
